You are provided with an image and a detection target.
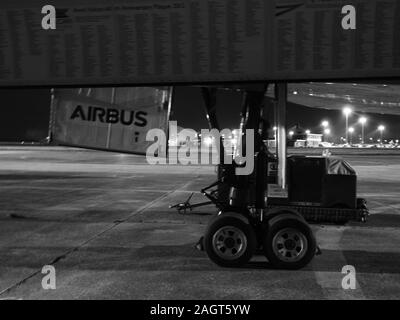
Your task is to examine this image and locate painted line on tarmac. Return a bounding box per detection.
[313,227,366,299]
[0,185,200,194]
[0,178,198,297]
[368,199,400,215]
[359,193,400,198]
[0,161,215,174]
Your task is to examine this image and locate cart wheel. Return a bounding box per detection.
[204,214,256,267]
[263,217,316,270]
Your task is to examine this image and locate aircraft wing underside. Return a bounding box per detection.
[269,83,400,115]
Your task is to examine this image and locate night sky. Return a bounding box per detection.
[1,86,400,143]
[0,89,51,142]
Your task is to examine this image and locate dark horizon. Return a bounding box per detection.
[1,86,400,143]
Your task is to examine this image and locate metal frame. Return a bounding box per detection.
[170,83,368,225]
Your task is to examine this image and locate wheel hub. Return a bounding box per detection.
[272,228,308,262]
[284,239,296,250]
[212,226,247,260]
[224,237,235,249]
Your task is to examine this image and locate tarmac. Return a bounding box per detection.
[0,146,400,299]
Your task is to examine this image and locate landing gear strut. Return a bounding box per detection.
[201,83,318,269]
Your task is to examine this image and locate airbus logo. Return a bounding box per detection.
[70,105,148,127]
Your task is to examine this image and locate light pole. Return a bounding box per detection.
[273,126,277,141]
[321,121,329,143]
[359,117,367,144]
[343,107,352,144]
[348,127,354,145]
[378,125,385,144]
[324,128,331,142]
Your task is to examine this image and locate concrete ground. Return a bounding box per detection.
[0,146,400,300]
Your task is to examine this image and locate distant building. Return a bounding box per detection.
[168,125,199,147]
[288,124,322,148]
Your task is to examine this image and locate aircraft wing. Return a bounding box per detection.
[278,83,400,115]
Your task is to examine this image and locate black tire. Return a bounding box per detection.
[263,217,316,270]
[204,214,256,268]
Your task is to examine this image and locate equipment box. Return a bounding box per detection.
[287,156,357,209]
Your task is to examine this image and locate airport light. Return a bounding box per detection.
[343,107,352,116]
[358,117,367,144]
[378,125,385,144]
[324,128,331,142]
[204,136,214,146]
[348,127,354,144]
[273,126,278,140]
[359,117,367,124]
[230,137,238,147]
[343,106,352,143]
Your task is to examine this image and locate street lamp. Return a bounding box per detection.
[324,128,331,142]
[305,129,311,135]
[358,117,367,144]
[204,136,214,146]
[343,107,352,144]
[321,120,329,128]
[348,127,354,145]
[378,125,385,144]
